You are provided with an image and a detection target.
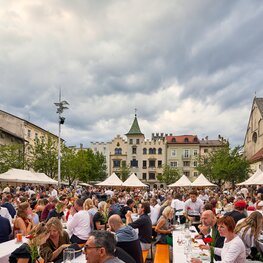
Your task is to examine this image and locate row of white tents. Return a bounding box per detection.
[0,168,58,185]
[0,168,262,188]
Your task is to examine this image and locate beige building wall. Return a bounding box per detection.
[244,99,263,160]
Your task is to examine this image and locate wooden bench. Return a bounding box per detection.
[153,244,170,263]
[142,250,149,262]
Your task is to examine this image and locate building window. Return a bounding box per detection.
[171,149,176,157]
[152,148,156,154]
[35,133,38,140]
[27,129,31,138]
[142,173,147,180]
[149,172,155,180]
[113,160,121,168]
[172,138,176,143]
[136,139,140,144]
[142,160,147,168]
[158,148,162,154]
[204,149,208,153]
[193,161,197,167]
[193,149,198,156]
[129,139,133,145]
[193,172,198,177]
[184,171,190,177]
[193,137,198,143]
[158,160,162,167]
[184,138,189,143]
[115,148,122,155]
[149,160,155,168]
[149,148,153,154]
[184,149,189,157]
[170,161,177,167]
[130,159,138,167]
[132,147,137,154]
[252,132,257,143]
[143,148,147,155]
[183,161,190,167]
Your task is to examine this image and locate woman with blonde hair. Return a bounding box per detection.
[83,198,97,230]
[235,211,263,259]
[39,217,70,263]
[13,202,34,236]
[9,223,50,263]
[93,201,108,230]
[155,206,174,244]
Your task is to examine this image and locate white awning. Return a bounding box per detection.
[96,173,123,186]
[191,173,216,187]
[122,173,148,187]
[168,175,191,187]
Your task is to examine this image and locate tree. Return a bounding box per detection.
[197,145,250,187]
[0,144,26,173]
[119,161,130,181]
[157,164,180,185]
[28,136,58,178]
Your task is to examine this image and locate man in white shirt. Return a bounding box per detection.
[171,194,186,224]
[50,186,58,198]
[67,198,91,244]
[0,206,12,225]
[150,198,161,225]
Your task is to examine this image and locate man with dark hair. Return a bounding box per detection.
[67,198,91,244]
[84,231,125,263]
[1,195,16,218]
[120,199,135,221]
[126,202,152,250]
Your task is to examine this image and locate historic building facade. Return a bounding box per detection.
[244,97,263,170]
[91,114,224,187]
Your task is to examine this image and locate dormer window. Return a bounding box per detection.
[172,138,176,143]
[184,138,189,143]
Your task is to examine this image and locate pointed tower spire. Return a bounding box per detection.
[126,112,144,136]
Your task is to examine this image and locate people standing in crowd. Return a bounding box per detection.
[224,200,247,223]
[108,214,143,263]
[13,202,34,236]
[126,201,152,250]
[184,191,203,230]
[235,211,263,259]
[40,217,70,262]
[171,194,186,224]
[67,198,91,244]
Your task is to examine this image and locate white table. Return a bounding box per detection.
[0,237,27,262]
[172,226,210,263]
[72,253,86,262]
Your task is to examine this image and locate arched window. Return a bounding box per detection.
[149,148,153,154]
[193,137,198,143]
[252,132,257,143]
[143,148,147,154]
[158,148,162,154]
[115,148,122,155]
[172,138,176,143]
[184,138,189,143]
[152,148,156,154]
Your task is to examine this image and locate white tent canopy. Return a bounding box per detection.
[122,173,148,187]
[168,174,191,187]
[0,169,58,185]
[237,168,263,185]
[96,173,123,186]
[191,173,216,187]
[247,170,263,185]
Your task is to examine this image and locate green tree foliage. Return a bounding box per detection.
[28,136,58,178]
[119,161,130,181]
[157,164,180,185]
[197,145,250,187]
[0,144,25,173]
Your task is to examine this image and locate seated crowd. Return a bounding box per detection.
[0,183,262,263]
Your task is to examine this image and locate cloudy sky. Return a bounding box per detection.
[1,0,263,147]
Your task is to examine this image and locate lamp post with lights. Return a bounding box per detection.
[54,93,69,186]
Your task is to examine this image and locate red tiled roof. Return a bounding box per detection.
[250,147,263,162]
[166,135,199,144]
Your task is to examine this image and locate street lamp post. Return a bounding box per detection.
[54,92,69,187]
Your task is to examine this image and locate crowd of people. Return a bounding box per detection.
[0,183,262,263]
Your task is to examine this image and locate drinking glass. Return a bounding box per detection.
[63,248,75,263]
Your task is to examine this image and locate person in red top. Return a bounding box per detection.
[41,197,58,221]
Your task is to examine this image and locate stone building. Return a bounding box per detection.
[244,97,263,170]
